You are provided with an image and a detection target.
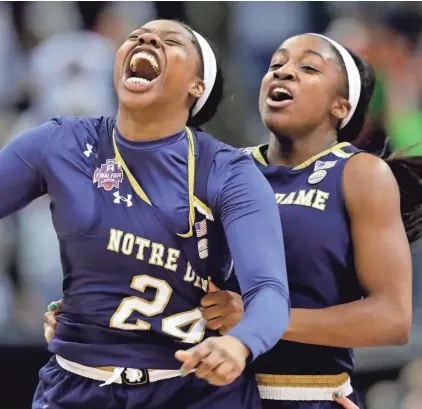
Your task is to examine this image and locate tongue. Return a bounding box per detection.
[133,59,158,81]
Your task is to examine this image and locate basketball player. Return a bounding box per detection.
[41,32,416,408]
[200,33,413,408]
[0,20,291,409]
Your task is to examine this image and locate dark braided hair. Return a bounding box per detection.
[327,39,422,243]
[172,20,224,128]
[386,153,422,243]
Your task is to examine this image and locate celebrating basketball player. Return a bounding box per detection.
[1,20,291,409]
[203,33,413,409]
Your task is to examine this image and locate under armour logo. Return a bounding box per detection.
[83,143,97,158]
[113,191,133,207]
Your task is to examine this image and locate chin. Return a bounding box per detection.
[118,87,159,111]
[263,113,292,137]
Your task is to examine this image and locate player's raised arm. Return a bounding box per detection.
[211,149,290,357]
[0,120,58,218]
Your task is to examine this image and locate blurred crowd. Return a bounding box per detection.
[0,2,421,408]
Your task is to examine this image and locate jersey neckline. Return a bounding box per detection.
[251,142,351,171]
[114,126,186,151]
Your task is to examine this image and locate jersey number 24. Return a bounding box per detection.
[110,275,206,343]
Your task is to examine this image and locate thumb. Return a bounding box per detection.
[208,282,220,293]
[175,350,190,362]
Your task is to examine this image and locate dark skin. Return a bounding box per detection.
[43,34,412,398]
[202,36,412,348]
[114,19,204,142]
[51,20,250,387]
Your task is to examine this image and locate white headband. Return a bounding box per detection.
[310,33,361,129]
[191,30,217,117]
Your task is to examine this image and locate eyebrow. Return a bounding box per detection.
[276,48,326,61]
[133,28,185,36]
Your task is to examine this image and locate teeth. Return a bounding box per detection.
[127,77,151,84]
[273,87,292,97]
[130,51,160,74]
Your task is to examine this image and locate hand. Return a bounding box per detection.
[200,282,244,334]
[44,300,63,343]
[333,392,359,409]
[175,335,250,386]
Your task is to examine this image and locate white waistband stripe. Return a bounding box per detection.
[56,356,185,386]
[257,376,353,401]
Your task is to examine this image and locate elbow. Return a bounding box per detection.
[391,316,411,346]
[388,310,412,346]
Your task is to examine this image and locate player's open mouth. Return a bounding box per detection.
[266,85,294,109]
[123,48,162,91]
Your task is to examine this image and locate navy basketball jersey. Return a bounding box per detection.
[245,142,364,375]
[0,116,290,370]
[45,117,225,369]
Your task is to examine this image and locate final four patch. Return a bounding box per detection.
[93,159,124,191]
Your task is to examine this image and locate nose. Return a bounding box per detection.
[273,64,296,81]
[137,33,162,49]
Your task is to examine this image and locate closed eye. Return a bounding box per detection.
[302,66,319,73]
[128,35,138,41]
[165,39,182,46]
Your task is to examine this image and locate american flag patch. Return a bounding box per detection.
[195,219,207,237]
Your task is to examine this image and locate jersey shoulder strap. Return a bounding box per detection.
[191,128,220,218]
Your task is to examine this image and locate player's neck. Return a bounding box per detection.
[116,106,188,142]
[267,130,338,168]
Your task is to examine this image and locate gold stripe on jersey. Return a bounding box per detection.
[251,142,352,169]
[292,142,351,170]
[113,128,196,238]
[177,128,195,238]
[332,146,354,159]
[256,373,350,388]
[251,145,267,166]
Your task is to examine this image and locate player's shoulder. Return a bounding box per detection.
[343,151,394,189]
[45,116,112,153]
[194,129,256,169]
[51,116,106,139]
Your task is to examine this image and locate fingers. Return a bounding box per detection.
[206,361,238,386]
[202,304,226,321]
[333,392,359,409]
[44,323,55,343]
[44,299,63,344]
[176,341,213,376]
[175,337,246,386]
[194,349,225,379]
[200,292,224,308]
[208,282,220,293]
[206,317,225,331]
[44,311,59,329]
[46,299,63,314]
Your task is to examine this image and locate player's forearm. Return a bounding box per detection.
[213,152,291,359]
[283,297,410,347]
[229,285,290,359]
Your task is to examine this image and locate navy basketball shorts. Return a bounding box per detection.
[260,390,362,409]
[33,356,262,409]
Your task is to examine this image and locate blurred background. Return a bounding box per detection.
[0,1,421,408]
